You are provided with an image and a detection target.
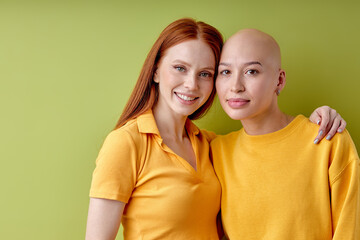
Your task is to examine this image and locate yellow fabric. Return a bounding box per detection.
[211,115,360,240]
[90,110,220,239]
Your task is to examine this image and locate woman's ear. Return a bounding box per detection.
[276,69,286,91]
[153,69,159,83]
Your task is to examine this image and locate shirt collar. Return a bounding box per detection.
[137,110,161,135]
[185,118,200,136]
[137,109,200,136]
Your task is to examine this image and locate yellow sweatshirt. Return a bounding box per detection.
[211,115,360,240]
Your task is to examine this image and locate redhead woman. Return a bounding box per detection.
[85,18,346,240]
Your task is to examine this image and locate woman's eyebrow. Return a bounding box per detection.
[219,62,231,67]
[219,61,263,67]
[173,59,215,71]
[244,61,262,67]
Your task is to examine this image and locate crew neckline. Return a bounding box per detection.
[239,115,307,145]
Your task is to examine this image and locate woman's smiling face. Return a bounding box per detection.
[153,39,216,118]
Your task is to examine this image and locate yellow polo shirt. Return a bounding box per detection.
[90,110,221,239]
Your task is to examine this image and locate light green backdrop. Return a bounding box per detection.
[1,0,359,239]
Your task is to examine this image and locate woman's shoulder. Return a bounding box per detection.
[211,130,242,146]
[111,118,139,136]
[103,118,144,149]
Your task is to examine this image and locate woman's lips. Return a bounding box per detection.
[227,98,250,108]
[175,92,198,105]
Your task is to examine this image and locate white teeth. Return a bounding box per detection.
[177,93,196,101]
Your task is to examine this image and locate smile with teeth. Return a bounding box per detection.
[175,92,198,101]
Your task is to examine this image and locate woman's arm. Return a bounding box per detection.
[309,106,347,144]
[85,198,125,240]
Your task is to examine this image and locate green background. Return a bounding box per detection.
[1,0,359,239]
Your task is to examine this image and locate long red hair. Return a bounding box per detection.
[115,18,223,129]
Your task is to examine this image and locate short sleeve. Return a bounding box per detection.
[89,129,139,203]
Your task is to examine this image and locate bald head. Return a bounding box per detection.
[216,28,287,123]
[221,29,282,69]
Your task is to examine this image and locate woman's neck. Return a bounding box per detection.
[241,107,295,136]
[152,105,188,142]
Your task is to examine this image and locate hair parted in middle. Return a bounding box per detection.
[115,18,223,129]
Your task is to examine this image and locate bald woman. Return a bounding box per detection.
[211,29,360,239]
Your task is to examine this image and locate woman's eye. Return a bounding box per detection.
[199,72,212,78]
[175,66,185,72]
[245,69,258,75]
[220,70,230,75]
